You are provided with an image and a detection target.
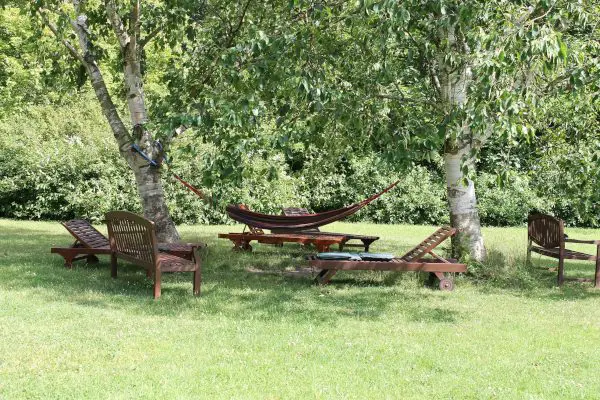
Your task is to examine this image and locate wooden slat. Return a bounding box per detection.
[400,226,455,262]
[531,246,597,261]
[308,258,466,273]
[63,220,110,249]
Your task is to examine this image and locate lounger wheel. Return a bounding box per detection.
[438,278,454,291]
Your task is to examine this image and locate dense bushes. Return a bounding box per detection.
[0,100,596,227]
[0,101,306,224]
[0,101,141,222]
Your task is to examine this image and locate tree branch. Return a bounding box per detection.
[36,8,86,65]
[129,0,140,53]
[200,0,252,85]
[225,0,252,48]
[105,0,130,48]
[140,26,161,49]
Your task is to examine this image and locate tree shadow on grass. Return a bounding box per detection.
[0,230,463,325]
[470,248,600,301]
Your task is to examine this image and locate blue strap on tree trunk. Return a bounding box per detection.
[131,143,159,167]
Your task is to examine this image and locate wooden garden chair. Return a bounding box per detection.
[105,211,202,299]
[307,226,466,291]
[51,219,203,268]
[527,213,600,287]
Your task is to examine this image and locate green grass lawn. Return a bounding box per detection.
[1,219,600,399]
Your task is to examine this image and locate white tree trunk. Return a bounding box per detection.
[64,3,180,242]
[444,149,486,261]
[438,26,486,261]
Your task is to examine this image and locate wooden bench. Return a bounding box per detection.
[106,211,202,299]
[527,213,600,287]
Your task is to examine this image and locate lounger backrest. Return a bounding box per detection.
[528,213,564,249]
[282,207,311,216]
[62,219,110,248]
[399,226,456,262]
[281,207,320,232]
[105,211,158,269]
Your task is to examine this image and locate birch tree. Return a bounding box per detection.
[17,0,256,241]
[358,0,587,260]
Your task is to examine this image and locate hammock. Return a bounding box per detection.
[226,180,400,230]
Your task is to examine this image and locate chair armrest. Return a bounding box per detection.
[564,238,600,245]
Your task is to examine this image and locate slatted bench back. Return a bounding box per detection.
[106,211,157,269]
[62,219,110,248]
[400,226,456,262]
[282,207,311,216]
[281,207,320,232]
[528,213,564,249]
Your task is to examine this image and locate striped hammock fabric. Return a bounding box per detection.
[225,180,400,230]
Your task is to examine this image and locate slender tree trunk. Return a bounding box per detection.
[39,3,181,242]
[443,146,486,261]
[438,26,486,261]
[115,0,180,242]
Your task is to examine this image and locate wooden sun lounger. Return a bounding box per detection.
[51,219,204,268]
[307,226,466,291]
[218,232,345,253]
[271,207,379,251]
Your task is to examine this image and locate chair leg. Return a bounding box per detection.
[63,253,76,269]
[111,253,117,278]
[154,268,162,299]
[193,269,201,296]
[315,269,337,285]
[557,257,565,286]
[594,247,600,289]
[193,248,202,296]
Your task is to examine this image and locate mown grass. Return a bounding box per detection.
[1,219,600,399]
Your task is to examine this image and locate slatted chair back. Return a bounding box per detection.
[281,207,321,232]
[62,219,110,248]
[105,211,158,269]
[399,226,456,262]
[282,207,311,216]
[528,214,564,249]
[238,204,264,234]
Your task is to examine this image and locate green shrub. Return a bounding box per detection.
[298,155,449,225]
[164,135,305,224]
[0,100,140,222]
[476,172,552,227]
[0,99,305,224]
[1,98,597,228]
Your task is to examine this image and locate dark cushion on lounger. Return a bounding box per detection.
[316,252,362,261]
[358,252,395,261]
